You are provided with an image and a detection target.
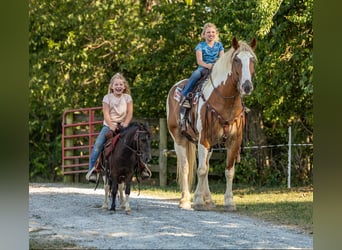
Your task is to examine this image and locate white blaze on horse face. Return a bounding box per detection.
[237,51,254,95]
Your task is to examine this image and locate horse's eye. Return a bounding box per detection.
[234,58,240,64]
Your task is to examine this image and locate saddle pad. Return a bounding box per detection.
[104,133,120,158]
[174,86,182,102]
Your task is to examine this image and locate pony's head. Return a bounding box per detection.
[231,37,257,96]
[122,122,152,164]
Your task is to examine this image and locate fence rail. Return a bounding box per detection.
[62,108,313,187]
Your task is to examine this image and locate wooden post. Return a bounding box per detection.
[287,126,292,189]
[64,112,74,183]
[159,118,167,186]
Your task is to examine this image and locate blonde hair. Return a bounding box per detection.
[201,23,220,41]
[108,73,131,95]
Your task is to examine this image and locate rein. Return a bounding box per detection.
[121,128,149,157]
[201,61,245,143]
[209,73,238,100]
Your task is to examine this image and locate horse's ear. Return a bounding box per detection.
[232,37,239,50]
[250,38,257,51]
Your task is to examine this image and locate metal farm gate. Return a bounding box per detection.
[62,107,103,175]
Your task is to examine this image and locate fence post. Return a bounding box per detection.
[63,112,74,183]
[159,118,167,186]
[287,126,292,189]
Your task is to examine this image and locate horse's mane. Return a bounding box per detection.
[120,122,149,137]
[213,40,257,77]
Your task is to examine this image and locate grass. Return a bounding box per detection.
[132,183,313,234]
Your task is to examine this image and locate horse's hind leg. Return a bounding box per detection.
[102,175,109,209]
[174,143,191,210]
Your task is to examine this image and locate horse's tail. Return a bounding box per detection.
[187,141,197,189]
[176,140,197,189]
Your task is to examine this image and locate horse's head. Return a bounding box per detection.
[231,37,257,96]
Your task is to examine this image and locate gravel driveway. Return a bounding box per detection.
[29,183,313,249]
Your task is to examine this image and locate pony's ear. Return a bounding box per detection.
[232,37,239,50]
[250,38,257,51]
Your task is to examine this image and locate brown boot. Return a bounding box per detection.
[179,96,190,132]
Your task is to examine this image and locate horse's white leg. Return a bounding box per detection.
[174,143,191,209]
[224,165,236,211]
[102,175,109,209]
[124,194,131,213]
[193,144,214,209]
[118,183,125,209]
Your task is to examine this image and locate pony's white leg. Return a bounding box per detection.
[193,145,214,209]
[102,175,109,209]
[174,143,191,209]
[124,194,131,213]
[224,165,236,211]
[118,183,125,209]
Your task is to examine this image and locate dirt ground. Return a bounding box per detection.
[29,183,313,249]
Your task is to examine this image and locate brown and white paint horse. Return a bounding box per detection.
[167,37,257,211]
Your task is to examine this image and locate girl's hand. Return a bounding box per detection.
[109,124,117,131]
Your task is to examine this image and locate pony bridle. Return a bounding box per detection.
[123,128,151,163]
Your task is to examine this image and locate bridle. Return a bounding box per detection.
[200,50,252,142]
[121,127,151,163]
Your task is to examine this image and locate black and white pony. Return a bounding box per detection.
[100,122,151,213]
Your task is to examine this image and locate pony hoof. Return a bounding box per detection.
[223,205,237,212]
[125,210,131,215]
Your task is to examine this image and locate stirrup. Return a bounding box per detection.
[181,99,191,108]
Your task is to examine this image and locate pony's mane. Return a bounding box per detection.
[120,122,149,136]
[213,40,257,77]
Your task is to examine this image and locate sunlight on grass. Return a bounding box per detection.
[134,183,313,234]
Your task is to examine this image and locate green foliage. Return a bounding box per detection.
[29,0,313,185]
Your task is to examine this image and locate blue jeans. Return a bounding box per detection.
[88,125,111,171]
[181,67,205,97]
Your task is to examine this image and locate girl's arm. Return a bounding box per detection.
[103,102,117,131]
[121,101,133,128]
[196,50,212,69]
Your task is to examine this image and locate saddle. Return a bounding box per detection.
[94,130,120,172]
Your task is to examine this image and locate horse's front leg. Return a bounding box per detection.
[223,139,241,212]
[110,180,118,211]
[224,165,236,211]
[193,144,214,210]
[118,183,125,209]
[123,182,131,213]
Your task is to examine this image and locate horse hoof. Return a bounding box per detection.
[193,204,209,211]
[223,205,237,212]
[205,201,216,209]
[125,210,131,215]
[179,202,191,210]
